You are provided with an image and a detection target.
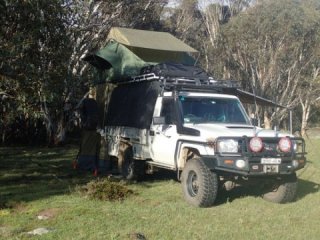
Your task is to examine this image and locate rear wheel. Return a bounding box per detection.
[118,143,145,180]
[181,158,218,207]
[262,174,297,203]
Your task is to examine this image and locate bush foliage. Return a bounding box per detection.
[78,179,135,201]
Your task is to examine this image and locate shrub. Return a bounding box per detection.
[78,178,134,201]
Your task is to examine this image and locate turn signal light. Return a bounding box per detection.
[224,159,234,165]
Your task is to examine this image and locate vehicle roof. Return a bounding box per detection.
[163,91,239,99]
[180,92,238,99]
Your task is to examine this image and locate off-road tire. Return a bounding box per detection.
[262,174,298,203]
[181,158,218,207]
[118,143,145,181]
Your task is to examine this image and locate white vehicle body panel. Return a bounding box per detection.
[149,125,178,166]
[188,124,291,139]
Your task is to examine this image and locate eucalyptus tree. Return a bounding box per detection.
[0,0,73,145]
[296,0,320,135]
[199,0,251,47]
[167,0,252,74]
[220,0,320,133]
[162,0,210,73]
[0,0,168,145]
[198,0,253,76]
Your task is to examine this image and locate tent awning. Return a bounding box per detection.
[236,89,285,108]
[223,88,285,108]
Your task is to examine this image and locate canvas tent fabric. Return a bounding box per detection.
[84,41,147,81]
[223,88,285,108]
[105,81,161,128]
[83,27,198,81]
[108,27,198,52]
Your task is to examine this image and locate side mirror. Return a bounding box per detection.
[153,116,165,125]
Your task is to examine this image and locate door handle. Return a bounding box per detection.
[150,130,160,135]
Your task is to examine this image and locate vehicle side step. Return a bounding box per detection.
[146,161,176,171]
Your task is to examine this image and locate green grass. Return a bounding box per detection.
[0,140,319,240]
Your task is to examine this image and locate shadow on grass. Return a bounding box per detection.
[215,178,319,205]
[139,169,178,184]
[133,168,319,205]
[0,146,95,207]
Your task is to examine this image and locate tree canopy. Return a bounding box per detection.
[0,0,319,145]
[219,0,320,130]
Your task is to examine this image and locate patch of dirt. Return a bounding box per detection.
[37,208,61,219]
[0,226,12,238]
[12,202,28,213]
[128,232,147,240]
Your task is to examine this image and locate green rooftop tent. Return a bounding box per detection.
[83,27,198,81]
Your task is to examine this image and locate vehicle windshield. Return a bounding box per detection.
[179,96,250,124]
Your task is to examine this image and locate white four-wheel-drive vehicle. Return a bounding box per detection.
[83,28,306,207]
[97,65,306,207]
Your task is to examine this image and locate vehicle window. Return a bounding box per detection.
[160,98,176,124]
[179,96,249,124]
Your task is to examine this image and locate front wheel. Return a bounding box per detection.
[181,158,218,207]
[262,174,298,203]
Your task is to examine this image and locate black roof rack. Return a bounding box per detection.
[115,72,284,108]
[118,72,240,90]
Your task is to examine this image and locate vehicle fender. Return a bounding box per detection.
[106,134,120,157]
[176,141,215,169]
[132,143,150,160]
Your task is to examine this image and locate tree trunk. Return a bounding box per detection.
[54,117,66,145]
[264,111,272,129]
[45,120,55,147]
[1,130,5,144]
[300,102,311,137]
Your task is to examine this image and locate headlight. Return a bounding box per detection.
[217,139,239,153]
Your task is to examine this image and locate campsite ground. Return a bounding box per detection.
[0,135,319,239]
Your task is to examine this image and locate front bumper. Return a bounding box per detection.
[202,155,306,176]
[202,136,307,176]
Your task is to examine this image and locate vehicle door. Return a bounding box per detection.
[150,98,179,167]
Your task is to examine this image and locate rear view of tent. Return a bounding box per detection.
[83,27,198,81]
